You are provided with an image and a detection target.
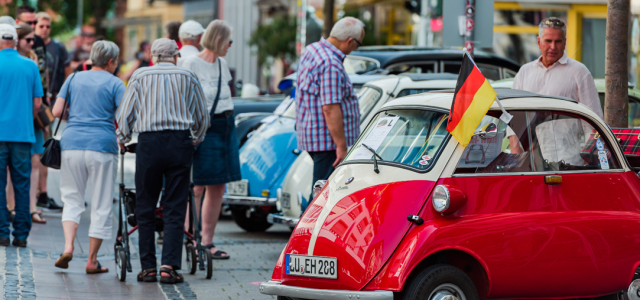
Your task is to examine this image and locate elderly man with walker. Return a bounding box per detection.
[116,38,209,284]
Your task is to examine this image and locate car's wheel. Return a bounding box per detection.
[403,264,478,300]
[230,205,273,232]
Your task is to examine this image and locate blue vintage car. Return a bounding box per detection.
[224,73,460,232]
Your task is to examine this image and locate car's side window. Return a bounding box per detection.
[455,111,531,174]
[528,111,621,171]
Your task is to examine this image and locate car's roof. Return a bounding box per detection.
[363,75,459,93]
[398,73,460,81]
[382,90,601,121]
[351,47,521,72]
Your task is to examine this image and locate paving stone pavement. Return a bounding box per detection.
[0,142,291,299]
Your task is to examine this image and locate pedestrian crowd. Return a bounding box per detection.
[0,4,239,283]
[0,3,601,287]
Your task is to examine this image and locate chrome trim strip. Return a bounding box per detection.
[267,214,299,226]
[452,169,626,178]
[259,281,393,300]
[222,196,277,206]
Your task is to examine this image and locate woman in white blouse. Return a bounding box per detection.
[181,20,238,259]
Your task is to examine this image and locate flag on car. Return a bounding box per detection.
[446,52,498,147]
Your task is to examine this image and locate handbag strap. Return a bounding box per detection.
[49,43,60,97]
[209,58,223,119]
[53,72,77,137]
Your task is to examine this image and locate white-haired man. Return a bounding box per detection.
[513,17,601,117]
[295,16,365,193]
[177,20,204,67]
[0,24,43,247]
[116,38,209,284]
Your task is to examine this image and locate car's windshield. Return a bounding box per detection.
[345,109,449,170]
[281,86,383,120]
[344,56,379,74]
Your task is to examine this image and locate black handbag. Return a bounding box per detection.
[41,72,77,169]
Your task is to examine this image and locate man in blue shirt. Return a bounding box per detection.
[0,24,43,247]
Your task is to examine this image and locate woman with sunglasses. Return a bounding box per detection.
[181,20,238,260]
[5,23,47,225]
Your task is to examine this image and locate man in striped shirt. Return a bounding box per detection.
[116,38,208,284]
[296,17,365,190]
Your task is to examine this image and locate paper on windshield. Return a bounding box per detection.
[349,116,400,160]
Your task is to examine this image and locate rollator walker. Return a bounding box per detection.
[114,143,213,281]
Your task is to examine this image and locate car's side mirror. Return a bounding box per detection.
[475,123,498,139]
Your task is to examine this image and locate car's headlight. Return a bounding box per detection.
[312,180,327,199]
[432,185,450,213]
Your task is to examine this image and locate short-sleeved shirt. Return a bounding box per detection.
[295,38,360,152]
[177,45,199,67]
[0,49,43,143]
[58,71,125,154]
[45,40,70,94]
[513,52,603,118]
[181,56,234,114]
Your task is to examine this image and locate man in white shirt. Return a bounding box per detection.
[512,17,602,166]
[176,20,205,67]
[513,17,602,117]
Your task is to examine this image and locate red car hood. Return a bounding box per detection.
[278,179,436,291]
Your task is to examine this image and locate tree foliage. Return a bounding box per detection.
[249,15,297,67]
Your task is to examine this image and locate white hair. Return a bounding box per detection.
[90,41,119,68]
[152,56,176,64]
[329,17,364,41]
[539,18,566,38]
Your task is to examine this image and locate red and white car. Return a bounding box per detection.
[260,89,640,299]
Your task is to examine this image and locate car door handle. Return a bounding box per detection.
[544,175,562,185]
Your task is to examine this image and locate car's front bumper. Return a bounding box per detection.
[267,213,299,226]
[222,195,277,206]
[259,281,393,300]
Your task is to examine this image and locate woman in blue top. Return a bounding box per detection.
[51,41,125,273]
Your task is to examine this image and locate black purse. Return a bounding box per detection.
[41,72,77,169]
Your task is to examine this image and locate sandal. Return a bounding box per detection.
[86,261,108,274]
[31,212,46,224]
[203,243,230,260]
[137,268,157,282]
[55,253,73,269]
[159,267,183,284]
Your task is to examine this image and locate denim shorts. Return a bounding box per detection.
[31,129,45,156]
[192,112,241,186]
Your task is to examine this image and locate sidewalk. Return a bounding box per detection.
[0,152,290,299]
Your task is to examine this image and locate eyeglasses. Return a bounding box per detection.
[22,21,37,26]
[352,38,362,48]
[228,40,233,46]
[24,37,34,43]
[543,18,565,27]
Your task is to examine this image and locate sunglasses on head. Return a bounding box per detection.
[24,37,34,43]
[544,19,565,27]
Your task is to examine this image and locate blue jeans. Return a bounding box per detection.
[0,142,32,240]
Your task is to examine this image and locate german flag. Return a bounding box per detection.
[446,53,497,147]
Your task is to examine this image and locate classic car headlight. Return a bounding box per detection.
[432,185,450,212]
[312,180,327,199]
[432,184,467,214]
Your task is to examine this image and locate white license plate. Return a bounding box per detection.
[281,192,291,209]
[226,180,248,196]
[286,254,337,279]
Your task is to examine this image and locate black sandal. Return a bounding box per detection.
[203,243,230,260]
[159,267,183,284]
[137,268,157,282]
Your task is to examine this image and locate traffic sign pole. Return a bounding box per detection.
[465,0,475,56]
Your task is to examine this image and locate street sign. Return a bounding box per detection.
[443,0,494,50]
[466,5,475,17]
[464,40,474,53]
[466,19,474,31]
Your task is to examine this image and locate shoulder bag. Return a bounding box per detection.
[209,58,223,120]
[41,72,77,169]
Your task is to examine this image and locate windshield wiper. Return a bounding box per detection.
[361,143,383,174]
